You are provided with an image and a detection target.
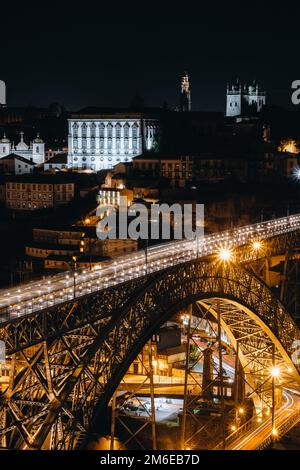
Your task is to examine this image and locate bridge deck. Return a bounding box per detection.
[1,213,300,321]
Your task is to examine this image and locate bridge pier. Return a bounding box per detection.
[108,339,158,450]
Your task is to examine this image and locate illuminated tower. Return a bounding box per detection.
[0,80,6,107]
[180,72,191,112]
[226,79,266,117]
[226,79,242,117]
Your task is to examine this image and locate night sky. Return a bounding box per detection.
[2,1,300,111]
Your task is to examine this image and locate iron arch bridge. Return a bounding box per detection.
[1,246,300,449]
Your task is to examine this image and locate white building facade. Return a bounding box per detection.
[0,154,35,175]
[67,113,159,171]
[226,80,266,117]
[0,132,45,164]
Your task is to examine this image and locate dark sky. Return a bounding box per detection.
[2,1,300,111]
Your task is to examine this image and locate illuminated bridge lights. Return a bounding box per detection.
[218,247,233,262]
[252,240,262,251]
[270,366,281,378]
[1,213,300,320]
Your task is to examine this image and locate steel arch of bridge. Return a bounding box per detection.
[0,258,300,450]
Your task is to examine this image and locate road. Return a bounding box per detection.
[227,389,300,450]
[0,213,300,321]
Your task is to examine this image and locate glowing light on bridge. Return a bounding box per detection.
[218,247,233,262]
[270,366,281,378]
[252,241,262,251]
[293,167,300,181]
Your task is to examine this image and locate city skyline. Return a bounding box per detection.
[2,2,300,110]
[2,0,300,456]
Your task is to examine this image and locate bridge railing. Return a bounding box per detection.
[214,404,300,451]
[213,415,261,450]
[1,213,300,321]
[256,407,300,450]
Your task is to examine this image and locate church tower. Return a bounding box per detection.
[226,79,266,117]
[226,79,242,117]
[0,134,11,157]
[180,72,191,112]
[32,134,45,164]
[0,80,6,107]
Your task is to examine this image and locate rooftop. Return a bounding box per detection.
[69,108,223,121]
[33,224,98,237]
[2,171,98,185]
[26,242,80,251]
[0,153,36,165]
[45,153,68,164]
[133,152,244,161]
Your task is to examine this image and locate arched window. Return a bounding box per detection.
[107,123,113,139]
[90,123,96,138]
[81,123,87,138]
[116,123,121,139]
[99,123,105,138]
[132,122,138,139]
[124,122,130,138]
[72,123,78,138]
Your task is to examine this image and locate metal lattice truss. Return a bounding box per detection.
[0,236,300,449]
[198,299,291,414]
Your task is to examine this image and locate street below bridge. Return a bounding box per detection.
[222,389,300,450]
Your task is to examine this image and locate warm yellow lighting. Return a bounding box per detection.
[272,427,278,437]
[287,366,293,373]
[218,247,232,262]
[231,425,237,432]
[85,218,91,225]
[252,241,262,251]
[270,366,281,378]
[278,139,299,154]
[257,417,262,423]
[238,407,244,415]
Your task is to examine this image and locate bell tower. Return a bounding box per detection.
[0,80,6,107]
[180,72,191,112]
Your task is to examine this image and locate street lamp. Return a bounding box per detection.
[218,247,232,262]
[252,240,262,251]
[293,166,300,181]
[270,366,280,378]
